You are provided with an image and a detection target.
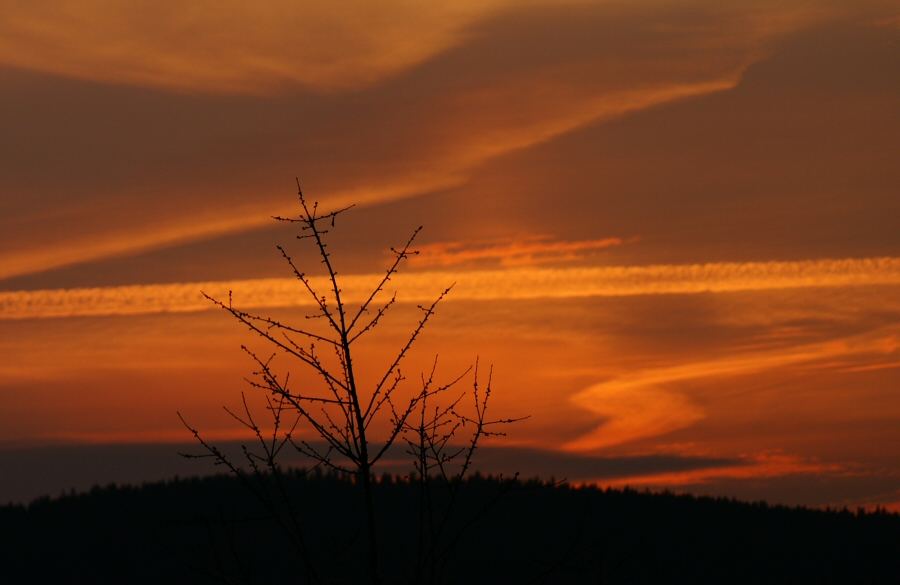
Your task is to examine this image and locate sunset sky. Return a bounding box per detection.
[1,0,899,509]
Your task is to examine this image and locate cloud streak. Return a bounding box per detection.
[410,235,627,268]
[595,452,845,488]
[0,175,464,282]
[565,326,900,451]
[0,76,741,283]
[2,257,899,320]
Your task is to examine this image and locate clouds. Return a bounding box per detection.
[565,326,900,451]
[0,0,844,283]
[0,74,741,282]
[0,0,839,95]
[0,0,518,94]
[2,256,899,320]
[409,235,628,268]
[0,276,898,507]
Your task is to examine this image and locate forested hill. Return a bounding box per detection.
[1,471,897,584]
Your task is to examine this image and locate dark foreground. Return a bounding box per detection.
[1,471,898,584]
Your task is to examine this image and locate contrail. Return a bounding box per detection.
[1,257,899,320]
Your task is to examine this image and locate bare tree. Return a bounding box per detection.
[179,180,524,585]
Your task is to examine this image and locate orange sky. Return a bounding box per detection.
[0,0,898,508]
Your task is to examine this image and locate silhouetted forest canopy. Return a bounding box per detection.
[2,470,897,584]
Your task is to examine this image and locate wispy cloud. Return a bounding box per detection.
[0,76,741,282]
[595,452,845,488]
[3,0,839,281]
[410,235,627,268]
[0,175,464,282]
[566,382,705,453]
[2,257,899,320]
[565,326,900,451]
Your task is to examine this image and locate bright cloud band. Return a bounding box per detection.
[2,257,900,320]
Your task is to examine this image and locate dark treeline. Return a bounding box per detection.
[1,470,898,584]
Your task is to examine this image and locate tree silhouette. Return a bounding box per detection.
[178,180,524,584]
